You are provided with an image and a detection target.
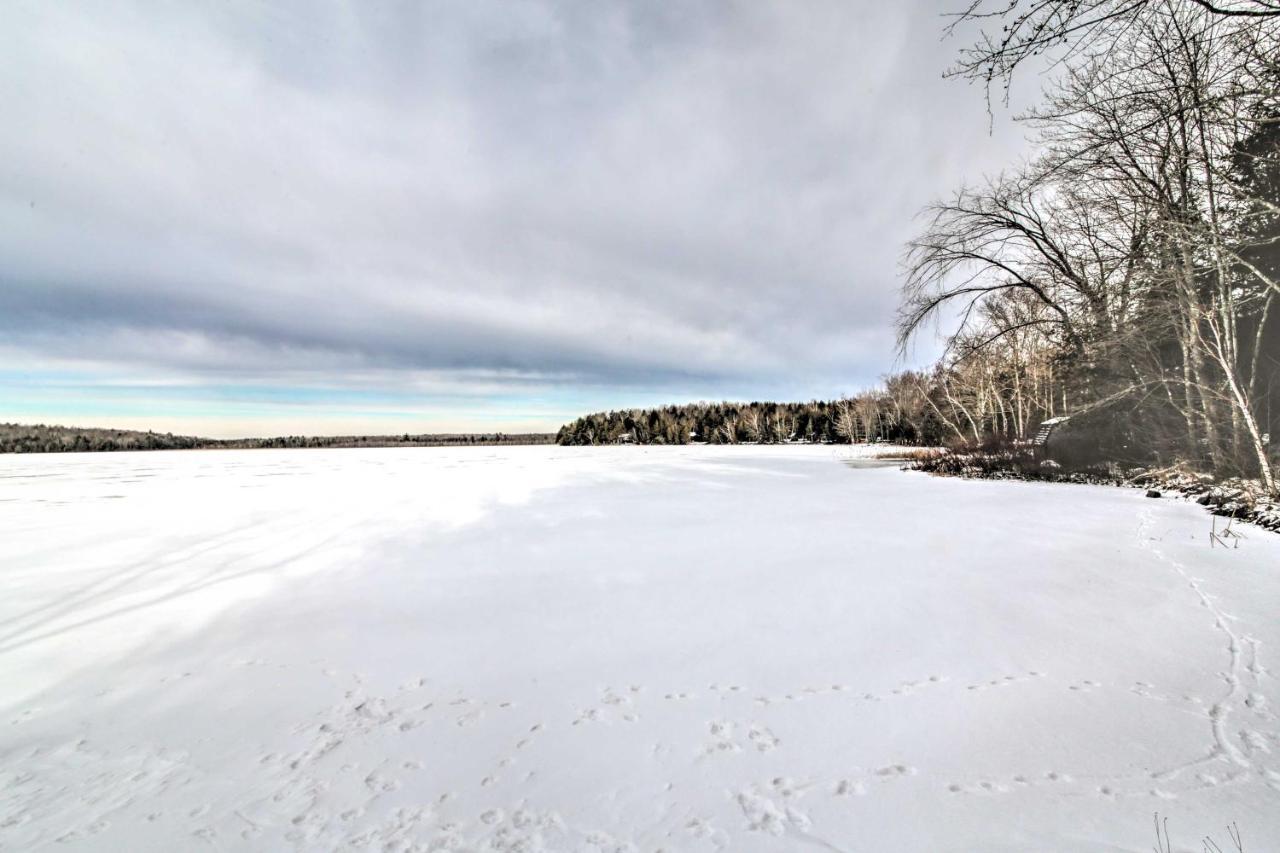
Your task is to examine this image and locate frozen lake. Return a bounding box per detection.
[1,445,1277,851]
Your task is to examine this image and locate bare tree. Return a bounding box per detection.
[947,0,1280,98]
[899,1,1278,491]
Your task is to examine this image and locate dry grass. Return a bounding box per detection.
[872,448,947,462]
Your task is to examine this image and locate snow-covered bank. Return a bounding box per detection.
[2,445,1277,851]
[907,448,1280,534]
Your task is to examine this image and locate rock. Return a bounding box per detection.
[1145,489,1162,498]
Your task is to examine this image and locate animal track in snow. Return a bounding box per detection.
[1067,680,1102,693]
[888,675,947,696]
[948,780,1011,794]
[751,675,946,707]
[708,682,742,695]
[1137,507,1276,781]
[703,720,742,755]
[766,775,814,799]
[735,788,811,837]
[827,764,917,798]
[1,737,189,847]
[700,720,780,756]
[747,724,780,752]
[874,764,917,778]
[832,778,867,797]
[947,770,1074,796]
[964,671,1044,692]
[1129,681,1202,707]
[684,816,730,847]
[455,707,485,727]
[573,687,640,725]
[363,770,401,793]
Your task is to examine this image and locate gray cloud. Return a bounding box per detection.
[0,0,1032,424]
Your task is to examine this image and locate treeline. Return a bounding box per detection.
[893,0,1279,493]
[556,385,953,446]
[0,424,208,454]
[554,363,1068,448]
[0,423,554,454]
[225,432,554,450]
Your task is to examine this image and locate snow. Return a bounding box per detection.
[1,444,1278,852]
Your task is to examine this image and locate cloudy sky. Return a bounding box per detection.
[1,1,1033,437]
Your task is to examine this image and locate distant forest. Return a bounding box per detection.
[0,423,554,454]
[555,383,948,446]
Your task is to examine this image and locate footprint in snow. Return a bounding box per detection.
[748,724,780,752]
[833,779,867,796]
[875,764,916,778]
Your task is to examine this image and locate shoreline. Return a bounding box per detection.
[905,452,1280,535]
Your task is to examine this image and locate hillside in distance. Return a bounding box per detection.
[0,423,555,454]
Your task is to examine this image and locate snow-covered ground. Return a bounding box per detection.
[1,445,1277,852]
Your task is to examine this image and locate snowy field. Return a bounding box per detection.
[1,445,1278,852]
